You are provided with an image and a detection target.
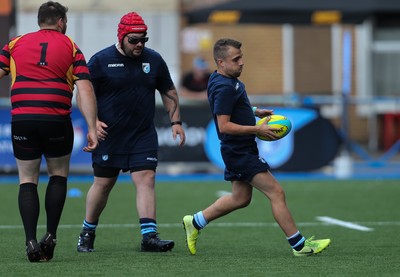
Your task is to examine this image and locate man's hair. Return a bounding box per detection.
[37,1,68,26]
[213,38,242,63]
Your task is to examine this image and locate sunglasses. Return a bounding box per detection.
[127,37,149,44]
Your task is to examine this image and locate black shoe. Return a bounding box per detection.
[77,230,95,252]
[26,240,42,262]
[141,233,175,252]
[39,232,57,261]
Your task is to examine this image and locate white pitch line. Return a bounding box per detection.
[0,220,398,230]
[0,222,313,230]
[316,216,373,231]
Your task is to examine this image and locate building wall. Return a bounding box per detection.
[294,26,332,95]
[180,24,283,94]
[0,0,182,93]
[15,1,181,86]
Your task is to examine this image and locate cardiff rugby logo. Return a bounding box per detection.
[142,63,150,74]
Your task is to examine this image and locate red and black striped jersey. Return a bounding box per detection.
[0,29,90,121]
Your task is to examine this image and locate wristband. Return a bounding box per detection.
[171,121,182,126]
[252,106,257,115]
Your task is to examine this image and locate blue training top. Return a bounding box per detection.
[88,45,174,154]
[207,71,256,147]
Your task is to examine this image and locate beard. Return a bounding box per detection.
[121,43,143,58]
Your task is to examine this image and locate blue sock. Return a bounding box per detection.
[193,211,208,230]
[287,231,305,251]
[140,218,157,237]
[83,219,98,232]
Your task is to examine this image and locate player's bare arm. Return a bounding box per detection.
[0,68,7,79]
[160,85,186,146]
[75,79,99,151]
[216,114,279,139]
[160,85,180,120]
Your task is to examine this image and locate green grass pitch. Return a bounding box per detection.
[0,178,399,276]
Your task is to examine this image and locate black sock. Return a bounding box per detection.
[287,231,305,251]
[18,182,39,244]
[45,176,67,238]
[140,218,157,238]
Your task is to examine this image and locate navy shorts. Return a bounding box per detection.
[92,150,158,178]
[11,120,74,160]
[221,143,270,182]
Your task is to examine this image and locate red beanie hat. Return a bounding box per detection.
[117,12,148,43]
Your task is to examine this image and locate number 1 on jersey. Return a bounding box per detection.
[37,42,48,66]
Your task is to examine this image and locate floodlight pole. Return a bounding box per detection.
[333,28,354,179]
[341,29,352,153]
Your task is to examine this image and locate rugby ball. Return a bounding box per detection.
[256,115,292,141]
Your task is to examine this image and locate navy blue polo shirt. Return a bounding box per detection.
[207,71,256,146]
[208,71,269,181]
[88,45,174,155]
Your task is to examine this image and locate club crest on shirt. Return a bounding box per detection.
[142,63,150,73]
[235,82,240,90]
[102,155,108,161]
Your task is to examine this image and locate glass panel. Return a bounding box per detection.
[373,52,400,96]
[374,28,400,41]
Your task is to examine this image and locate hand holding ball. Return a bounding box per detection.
[256,115,292,141]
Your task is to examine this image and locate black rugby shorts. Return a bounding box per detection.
[11,120,74,160]
[222,143,270,182]
[92,151,158,178]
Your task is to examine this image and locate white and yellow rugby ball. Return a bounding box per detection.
[256,115,292,141]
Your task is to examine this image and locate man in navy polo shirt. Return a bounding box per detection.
[77,12,186,253]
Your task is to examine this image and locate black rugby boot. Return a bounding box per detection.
[141,233,174,252]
